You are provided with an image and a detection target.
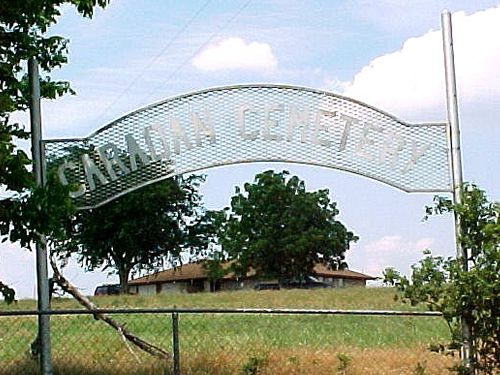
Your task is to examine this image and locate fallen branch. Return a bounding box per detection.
[49,255,170,360]
[118,325,142,364]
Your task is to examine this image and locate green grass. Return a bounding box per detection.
[0,288,454,375]
[3,285,431,311]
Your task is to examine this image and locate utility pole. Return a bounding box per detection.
[28,57,53,375]
[441,10,473,373]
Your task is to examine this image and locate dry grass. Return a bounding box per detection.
[184,347,457,375]
[2,346,457,375]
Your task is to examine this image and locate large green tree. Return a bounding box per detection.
[0,0,110,303]
[384,184,499,374]
[218,170,358,281]
[55,175,216,292]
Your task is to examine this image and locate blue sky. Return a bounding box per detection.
[2,0,500,298]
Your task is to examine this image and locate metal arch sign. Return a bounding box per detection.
[43,84,452,209]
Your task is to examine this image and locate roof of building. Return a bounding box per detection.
[129,261,376,286]
[312,263,377,280]
[129,261,248,286]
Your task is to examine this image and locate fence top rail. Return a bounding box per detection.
[0,307,443,317]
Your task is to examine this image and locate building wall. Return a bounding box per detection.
[204,280,211,292]
[318,276,366,288]
[160,282,185,293]
[343,279,366,287]
[220,279,245,291]
[131,281,188,295]
[158,280,205,294]
[186,279,205,293]
[136,284,157,296]
[240,279,259,290]
[131,276,368,295]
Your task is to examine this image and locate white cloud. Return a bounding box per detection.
[192,37,277,72]
[348,235,434,278]
[343,7,500,119]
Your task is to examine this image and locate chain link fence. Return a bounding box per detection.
[1,308,457,375]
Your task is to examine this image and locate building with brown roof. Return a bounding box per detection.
[128,262,376,295]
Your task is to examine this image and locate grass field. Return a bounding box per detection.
[0,287,457,374]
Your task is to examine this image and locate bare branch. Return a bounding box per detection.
[49,255,170,360]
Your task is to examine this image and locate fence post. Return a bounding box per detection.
[28,56,53,375]
[172,312,180,375]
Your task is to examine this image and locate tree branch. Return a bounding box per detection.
[49,255,170,360]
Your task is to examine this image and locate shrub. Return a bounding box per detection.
[384,184,499,374]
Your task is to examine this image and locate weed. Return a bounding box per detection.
[336,352,351,374]
[287,355,298,364]
[240,355,267,375]
[413,361,427,375]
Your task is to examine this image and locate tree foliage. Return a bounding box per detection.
[54,175,216,292]
[218,170,358,281]
[0,0,110,303]
[384,184,499,374]
[202,250,228,291]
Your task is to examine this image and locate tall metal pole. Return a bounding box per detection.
[28,57,53,375]
[441,10,473,372]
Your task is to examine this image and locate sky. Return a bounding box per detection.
[2,0,500,299]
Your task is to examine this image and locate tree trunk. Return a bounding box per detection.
[119,267,130,294]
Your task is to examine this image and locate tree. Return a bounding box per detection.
[55,175,216,292]
[383,184,499,374]
[0,1,198,360]
[0,0,110,303]
[202,249,228,292]
[218,170,358,281]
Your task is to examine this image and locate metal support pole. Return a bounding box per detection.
[441,10,473,372]
[28,57,53,375]
[172,312,180,375]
